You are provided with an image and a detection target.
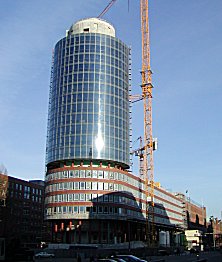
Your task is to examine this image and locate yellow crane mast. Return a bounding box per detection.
[140,0,155,245]
[98,0,156,244]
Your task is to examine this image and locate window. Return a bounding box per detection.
[109,183,114,190]
[63,194,67,202]
[114,195,119,202]
[74,194,79,200]
[98,194,103,202]
[92,194,97,202]
[86,170,91,177]
[63,171,68,178]
[74,170,79,177]
[104,195,109,202]
[80,194,85,201]
[80,170,85,178]
[79,206,85,213]
[92,182,97,190]
[54,195,58,202]
[80,182,85,189]
[92,170,97,178]
[104,171,108,179]
[83,28,89,33]
[98,171,103,179]
[104,183,108,190]
[98,182,103,190]
[68,194,73,201]
[74,182,79,189]
[58,195,62,202]
[109,195,113,202]
[86,194,91,201]
[86,182,91,190]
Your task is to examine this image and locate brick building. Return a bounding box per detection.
[0,173,45,247]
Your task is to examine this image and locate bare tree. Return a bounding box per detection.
[0,163,8,175]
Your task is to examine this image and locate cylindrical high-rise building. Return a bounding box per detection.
[45,18,147,245]
[46,18,130,169]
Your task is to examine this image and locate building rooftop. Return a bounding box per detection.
[67,17,115,37]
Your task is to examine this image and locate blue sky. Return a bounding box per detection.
[0,0,221,219]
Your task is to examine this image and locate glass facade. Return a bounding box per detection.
[46,33,130,168]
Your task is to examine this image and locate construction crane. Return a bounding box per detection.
[98,0,117,18]
[140,0,155,245]
[130,136,144,176]
[98,0,155,245]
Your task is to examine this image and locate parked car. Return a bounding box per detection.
[157,249,170,256]
[111,255,147,262]
[97,259,119,262]
[111,258,127,262]
[34,251,55,258]
[189,248,199,254]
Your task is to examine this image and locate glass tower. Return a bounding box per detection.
[46,18,130,169]
[44,18,184,245]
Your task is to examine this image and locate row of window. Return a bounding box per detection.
[9,191,42,203]
[47,151,129,165]
[9,183,42,195]
[57,43,127,57]
[45,173,183,216]
[66,33,127,47]
[154,189,182,208]
[53,75,128,89]
[45,206,182,226]
[51,95,129,109]
[56,61,128,75]
[49,113,129,127]
[54,66,128,87]
[55,34,128,55]
[54,58,128,74]
[45,181,142,201]
[51,82,129,99]
[46,205,143,218]
[45,192,182,221]
[48,139,128,149]
[48,124,128,136]
[155,207,183,221]
[55,46,128,59]
[48,137,129,150]
[46,170,138,184]
[45,193,140,207]
[45,181,136,194]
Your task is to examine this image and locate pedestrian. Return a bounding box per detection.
[77,254,81,262]
[90,255,95,262]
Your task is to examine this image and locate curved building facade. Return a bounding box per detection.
[45,18,184,246]
[46,18,130,169]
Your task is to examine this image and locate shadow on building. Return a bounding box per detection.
[50,191,179,249]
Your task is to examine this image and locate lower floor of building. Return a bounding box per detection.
[49,218,184,247]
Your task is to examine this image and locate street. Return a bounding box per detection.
[33,251,222,262]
